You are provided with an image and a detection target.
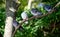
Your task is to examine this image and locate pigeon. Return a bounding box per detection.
[44,4,52,12]
[12,20,24,31]
[31,8,42,16]
[37,3,44,8]
[21,11,28,24]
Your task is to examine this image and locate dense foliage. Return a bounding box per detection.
[0,0,60,37]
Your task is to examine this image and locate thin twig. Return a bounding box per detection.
[51,21,56,33]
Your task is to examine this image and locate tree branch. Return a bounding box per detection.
[28,0,32,9]
[12,2,60,37]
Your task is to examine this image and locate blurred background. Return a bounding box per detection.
[0,0,60,37]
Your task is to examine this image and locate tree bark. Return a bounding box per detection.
[4,0,20,37]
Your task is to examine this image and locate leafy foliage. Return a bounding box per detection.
[0,0,60,37]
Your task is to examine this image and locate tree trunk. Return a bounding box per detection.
[4,0,19,37]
